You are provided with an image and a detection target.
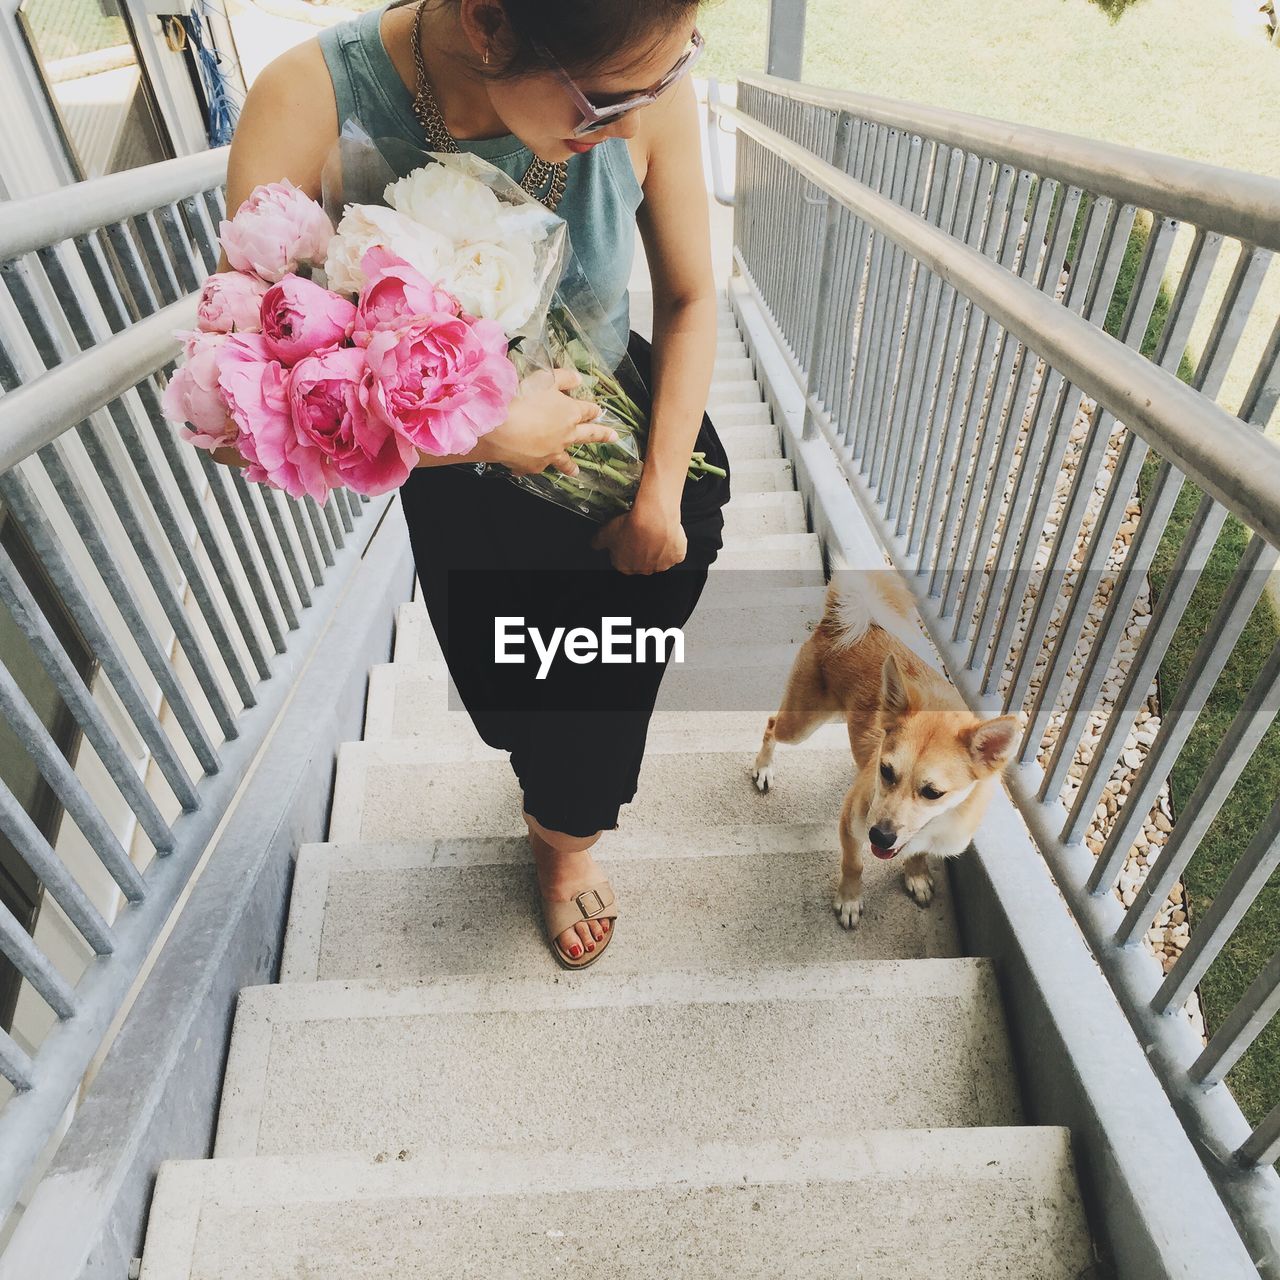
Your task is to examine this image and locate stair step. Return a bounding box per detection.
[718,535,820,570]
[142,1128,1092,1279]
[711,357,754,382]
[728,457,793,491]
[713,402,775,428]
[280,821,960,983]
[212,959,1022,1159]
[327,741,855,843]
[708,378,764,408]
[716,422,780,460]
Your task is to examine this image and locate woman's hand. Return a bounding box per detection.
[475,366,619,477]
[590,493,687,574]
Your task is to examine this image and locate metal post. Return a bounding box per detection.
[766,0,806,80]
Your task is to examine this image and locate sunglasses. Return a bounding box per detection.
[531,28,705,138]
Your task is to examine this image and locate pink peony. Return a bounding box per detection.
[260,273,357,366]
[196,271,270,334]
[287,346,418,496]
[211,332,317,494]
[161,328,239,450]
[219,179,335,284]
[351,245,461,346]
[361,313,518,457]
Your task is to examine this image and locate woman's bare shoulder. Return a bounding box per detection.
[225,38,340,210]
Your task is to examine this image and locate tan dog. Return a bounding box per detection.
[753,575,1020,928]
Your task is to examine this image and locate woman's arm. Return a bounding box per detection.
[631,73,719,521]
[588,79,716,571]
[215,40,342,275]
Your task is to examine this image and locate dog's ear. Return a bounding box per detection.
[967,715,1021,772]
[880,654,915,723]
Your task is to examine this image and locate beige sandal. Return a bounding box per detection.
[540,879,619,970]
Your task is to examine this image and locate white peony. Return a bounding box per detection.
[323,203,453,295]
[445,237,543,332]
[383,163,508,245]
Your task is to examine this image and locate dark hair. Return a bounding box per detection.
[404,0,701,81]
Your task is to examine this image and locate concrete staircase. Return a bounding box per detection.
[137,304,1096,1277]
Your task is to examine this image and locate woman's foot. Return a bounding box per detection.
[528,835,613,962]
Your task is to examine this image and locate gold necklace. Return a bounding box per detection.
[409,0,568,213]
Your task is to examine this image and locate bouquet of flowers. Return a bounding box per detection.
[161,117,724,518]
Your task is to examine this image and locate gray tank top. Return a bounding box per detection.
[317,2,644,348]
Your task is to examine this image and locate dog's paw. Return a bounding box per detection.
[752,762,774,793]
[904,869,934,907]
[834,894,863,929]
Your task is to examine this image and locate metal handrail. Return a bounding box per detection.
[718,78,1280,1273]
[714,100,1280,549]
[0,148,230,261]
[0,141,376,1230]
[0,302,194,473]
[739,73,1280,253]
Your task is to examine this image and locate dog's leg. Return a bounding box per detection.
[902,852,934,907]
[834,785,865,929]
[753,640,838,792]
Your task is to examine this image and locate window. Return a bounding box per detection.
[16,0,173,180]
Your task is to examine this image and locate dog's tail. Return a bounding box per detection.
[822,577,938,665]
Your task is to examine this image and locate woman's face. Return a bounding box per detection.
[484,16,699,163]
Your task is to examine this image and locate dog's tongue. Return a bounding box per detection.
[870,840,898,860]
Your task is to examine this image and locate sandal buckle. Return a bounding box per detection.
[575,887,607,917]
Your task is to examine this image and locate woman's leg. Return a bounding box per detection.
[523,811,612,961]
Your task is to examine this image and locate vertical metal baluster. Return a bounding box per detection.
[0,470,202,808]
[0,659,146,896]
[0,777,115,954]
[966,193,1112,682]
[74,228,133,332]
[887,147,965,528]
[918,161,1015,584]
[981,199,1137,702]
[818,121,872,415]
[798,112,855,442]
[838,125,892,451]
[133,210,183,307]
[866,136,927,491]
[227,478,302,634]
[848,130,905,461]
[253,480,313,608]
[40,439,240,748]
[865,137,936,491]
[1041,239,1262,807]
[285,493,325,589]
[928,168,1031,598]
[1118,639,1280,947]
[0,898,76,1027]
[949,185,1083,639]
[305,495,337,567]
[1009,215,1178,750]
[0,545,173,853]
[903,152,984,558]
[942,173,1058,620]
[1156,794,1280,1018]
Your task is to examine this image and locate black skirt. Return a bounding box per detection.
[397,328,733,837]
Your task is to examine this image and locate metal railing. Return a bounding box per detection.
[715,74,1280,1271]
[0,150,377,1222]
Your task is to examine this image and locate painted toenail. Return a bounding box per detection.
[569,945,581,957]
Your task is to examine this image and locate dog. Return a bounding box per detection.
[753,573,1020,928]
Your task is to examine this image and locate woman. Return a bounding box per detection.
[212,0,731,968]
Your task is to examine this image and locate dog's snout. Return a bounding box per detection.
[869,823,897,849]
